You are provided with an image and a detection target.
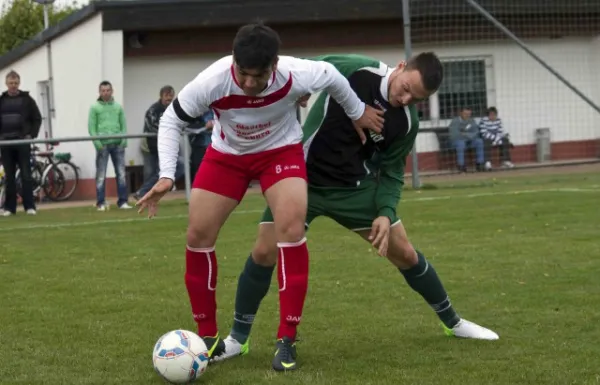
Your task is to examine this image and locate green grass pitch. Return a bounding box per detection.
[1,171,599,385]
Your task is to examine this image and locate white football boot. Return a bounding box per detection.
[443,319,499,340]
[210,335,249,363]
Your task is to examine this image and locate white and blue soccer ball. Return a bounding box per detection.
[152,329,209,384]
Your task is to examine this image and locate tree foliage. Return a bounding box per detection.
[0,0,82,56]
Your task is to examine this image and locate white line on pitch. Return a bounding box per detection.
[407,187,598,201]
[0,187,596,232]
[0,209,265,232]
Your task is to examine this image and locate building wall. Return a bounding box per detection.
[123,37,599,165]
[0,14,127,200]
[3,25,598,201]
[0,47,49,90]
[416,37,600,166]
[0,47,49,141]
[123,53,224,166]
[0,14,117,177]
[50,14,104,179]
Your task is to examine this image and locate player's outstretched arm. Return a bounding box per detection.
[137,68,214,217]
[368,134,414,255]
[300,59,364,119]
[293,58,384,135]
[158,79,211,181]
[375,111,420,224]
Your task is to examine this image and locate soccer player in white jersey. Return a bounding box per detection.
[137,23,385,368]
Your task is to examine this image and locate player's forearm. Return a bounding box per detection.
[375,174,404,223]
[158,108,184,181]
[319,63,365,121]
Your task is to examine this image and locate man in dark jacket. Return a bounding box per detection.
[135,85,184,199]
[187,110,214,181]
[0,70,42,216]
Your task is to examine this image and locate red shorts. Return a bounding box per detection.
[192,143,307,201]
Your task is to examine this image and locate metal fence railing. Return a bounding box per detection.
[0,130,202,203]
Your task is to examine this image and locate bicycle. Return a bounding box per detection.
[15,142,80,202]
[1,142,80,205]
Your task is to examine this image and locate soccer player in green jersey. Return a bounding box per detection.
[214,52,499,371]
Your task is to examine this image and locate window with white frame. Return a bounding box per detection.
[416,56,494,124]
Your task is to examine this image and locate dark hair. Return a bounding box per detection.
[160,85,174,96]
[6,70,20,80]
[99,80,112,89]
[405,52,443,92]
[232,22,281,70]
[487,106,498,114]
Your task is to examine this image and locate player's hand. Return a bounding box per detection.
[353,105,385,144]
[369,216,391,257]
[136,177,174,218]
[296,93,311,107]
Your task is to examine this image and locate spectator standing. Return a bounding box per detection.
[187,110,214,180]
[88,80,131,211]
[135,85,185,200]
[0,70,42,217]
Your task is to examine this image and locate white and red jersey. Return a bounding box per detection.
[158,55,366,180]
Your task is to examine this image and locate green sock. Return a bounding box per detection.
[399,250,460,328]
[230,255,274,344]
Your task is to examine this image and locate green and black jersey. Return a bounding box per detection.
[302,54,420,219]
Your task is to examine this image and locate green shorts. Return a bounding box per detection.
[260,181,399,231]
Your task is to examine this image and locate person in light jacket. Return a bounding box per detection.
[88,80,131,211]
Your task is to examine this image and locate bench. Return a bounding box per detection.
[420,126,482,170]
[420,126,457,170]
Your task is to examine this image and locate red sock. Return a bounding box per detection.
[277,238,309,340]
[185,246,218,337]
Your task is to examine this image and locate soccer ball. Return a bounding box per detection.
[152,329,209,384]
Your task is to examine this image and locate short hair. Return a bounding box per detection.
[160,85,174,96]
[232,22,281,70]
[487,106,498,115]
[6,70,20,80]
[99,80,112,89]
[405,52,443,93]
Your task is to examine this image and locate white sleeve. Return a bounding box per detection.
[294,59,365,121]
[158,73,212,180]
[497,119,505,136]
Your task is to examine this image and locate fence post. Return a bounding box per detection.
[403,0,421,189]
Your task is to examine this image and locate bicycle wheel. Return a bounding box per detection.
[0,185,5,210]
[41,165,66,201]
[55,161,79,201]
[16,162,45,198]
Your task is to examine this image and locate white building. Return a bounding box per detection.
[0,0,598,199]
